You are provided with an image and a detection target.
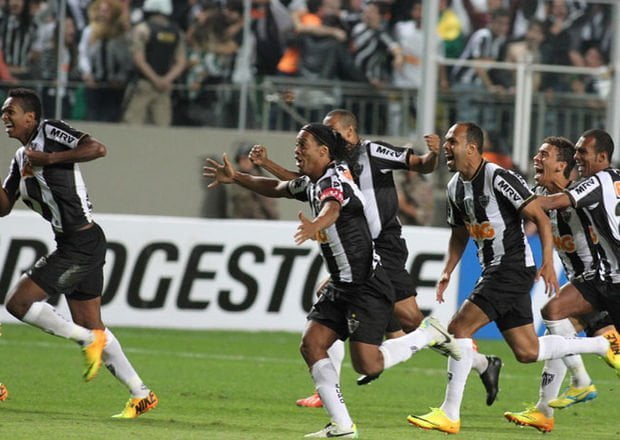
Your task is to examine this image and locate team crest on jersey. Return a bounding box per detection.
[478,195,490,208]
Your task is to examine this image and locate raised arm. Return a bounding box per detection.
[25,136,107,166]
[521,197,560,295]
[436,225,469,303]
[204,153,292,198]
[407,134,440,174]
[249,145,301,181]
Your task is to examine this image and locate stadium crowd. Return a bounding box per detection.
[0,0,614,128]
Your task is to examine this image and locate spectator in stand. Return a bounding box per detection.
[450,7,511,132]
[123,0,186,126]
[504,19,545,91]
[186,1,241,126]
[509,0,546,40]
[396,170,434,227]
[276,0,347,77]
[540,0,584,92]
[571,45,610,100]
[31,16,80,118]
[228,142,280,220]
[437,0,466,61]
[251,0,294,77]
[350,1,402,88]
[0,0,38,79]
[568,2,611,67]
[0,49,17,86]
[78,0,132,122]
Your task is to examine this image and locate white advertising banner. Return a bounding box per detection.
[0,212,457,331]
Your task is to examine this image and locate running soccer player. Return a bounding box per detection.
[406,122,619,434]
[250,110,502,409]
[504,136,618,432]
[0,88,157,418]
[205,123,461,438]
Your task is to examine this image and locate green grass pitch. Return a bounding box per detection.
[0,324,618,439]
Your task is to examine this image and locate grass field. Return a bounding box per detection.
[0,324,618,440]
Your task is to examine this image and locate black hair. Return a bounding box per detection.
[581,129,615,162]
[324,109,358,131]
[8,88,42,122]
[301,123,348,162]
[543,136,575,179]
[457,121,484,153]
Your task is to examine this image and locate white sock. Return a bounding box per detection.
[311,358,353,429]
[103,329,150,398]
[440,338,473,421]
[537,334,608,361]
[535,358,566,417]
[22,301,92,343]
[379,326,434,370]
[327,339,345,381]
[471,351,488,375]
[544,319,591,388]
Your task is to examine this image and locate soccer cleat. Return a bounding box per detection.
[296,391,323,408]
[83,329,107,382]
[601,329,620,374]
[356,372,381,386]
[112,391,158,419]
[304,422,358,438]
[422,316,461,361]
[479,356,502,406]
[548,384,598,409]
[0,383,7,401]
[504,407,554,433]
[407,407,460,434]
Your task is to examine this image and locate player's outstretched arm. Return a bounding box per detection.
[537,192,572,212]
[407,134,440,174]
[522,197,559,296]
[436,225,469,303]
[249,145,300,181]
[204,154,291,198]
[25,136,107,166]
[0,188,16,217]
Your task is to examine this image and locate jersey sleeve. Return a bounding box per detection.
[287,176,310,202]
[2,152,22,200]
[446,192,464,227]
[316,175,344,209]
[367,141,411,171]
[492,168,535,211]
[42,120,87,151]
[565,175,602,209]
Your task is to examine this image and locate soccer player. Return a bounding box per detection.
[504,136,618,432]
[205,123,461,438]
[406,122,619,434]
[0,88,157,418]
[250,110,502,409]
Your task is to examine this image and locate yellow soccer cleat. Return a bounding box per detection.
[601,329,620,375]
[0,383,8,401]
[548,384,598,409]
[112,391,158,419]
[407,407,460,434]
[504,407,554,433]
[83,329,107,382]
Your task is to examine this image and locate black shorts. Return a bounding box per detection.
[580,310,613,337]
[307,265,394,345]
[28,223,106,299]
[375,233,417,302]
[575,277,620,329]
[469,266,536,332]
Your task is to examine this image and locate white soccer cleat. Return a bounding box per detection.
[304,422,358,438]
[423,316,461,360]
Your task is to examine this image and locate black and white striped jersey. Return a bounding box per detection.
[352,140,411,241]
[450,28,506,85]
[447,161,535,269]
[3,120,94,234]
[288,162,379,285]
[536,185,599,280]
[566,168,620,283]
